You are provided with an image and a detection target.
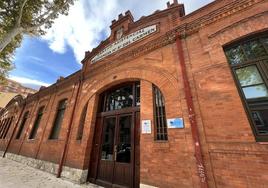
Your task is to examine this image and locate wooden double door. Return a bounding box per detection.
[89,110,140,188]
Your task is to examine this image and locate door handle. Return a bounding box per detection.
[114,145,117,161]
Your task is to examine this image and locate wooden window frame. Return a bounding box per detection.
[224,31,268,142]
[152,84,168,141]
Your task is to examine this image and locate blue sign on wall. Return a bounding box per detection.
[167,118,184,128]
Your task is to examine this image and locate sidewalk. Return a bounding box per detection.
[0,157,101,188]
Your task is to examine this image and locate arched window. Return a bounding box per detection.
[0,118,8,139]
[3,117,13,139]
[0,119,6,138]
[100,82,140,112]
[153,85,168,140]
[224,32,268,141]
[16,111,29,139]
[29,106,44,139]
[49,99,67,140]
[76,102,88,140]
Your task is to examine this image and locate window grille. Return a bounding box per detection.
[0,119,6,138]
[3,117,13,139]
[0,119,8,139]
[153,85,168,140]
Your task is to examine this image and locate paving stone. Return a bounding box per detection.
[0,157,102,188]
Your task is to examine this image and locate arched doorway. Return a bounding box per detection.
[88,82,140,188]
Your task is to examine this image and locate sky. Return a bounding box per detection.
[9,0,214,90]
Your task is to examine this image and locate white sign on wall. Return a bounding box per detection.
[141,120,152,134]
[91,25,157,63]
[167,118,184,129]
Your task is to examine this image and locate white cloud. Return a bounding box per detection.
[43,0,214,63]
[28,56,45,62]
[9,75,52,87]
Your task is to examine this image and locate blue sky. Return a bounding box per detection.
[9,0,214,90]
[10,37,81,89]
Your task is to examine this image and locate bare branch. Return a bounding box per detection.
[16,0,29,26]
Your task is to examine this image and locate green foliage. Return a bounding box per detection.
[0,42,17,84]
[0,0,74,83]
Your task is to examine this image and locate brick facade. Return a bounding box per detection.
[0,78,36,96]
[1,0,268,187]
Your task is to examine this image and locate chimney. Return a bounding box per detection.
[167,1,171,8]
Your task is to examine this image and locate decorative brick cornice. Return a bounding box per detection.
[208,10,268,39]
[178,0,265,35]
[23,70,82,103]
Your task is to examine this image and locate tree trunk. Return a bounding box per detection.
[0,27,23,53]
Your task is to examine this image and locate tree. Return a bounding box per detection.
[0,0,74,83]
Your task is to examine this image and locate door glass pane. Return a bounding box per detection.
[235,66,263,86]
[225,45,246,65]
[252,110,268,135]
[242,85,268,99]
[116,115,131,163]
[101,117,116,160]
[243,40,267,59]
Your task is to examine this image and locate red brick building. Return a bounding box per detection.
[0,0,268,187]
[0,78,36,97]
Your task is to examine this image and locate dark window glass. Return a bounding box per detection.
[76,102,88,140]
[29,106,44,139]
[225,45,246,65]
[16,111,29,139]
[101,117,116,160]
[49,99,67,140]
[262,37,268,50]
[224,33,268,141]
[243,40,267,59]
[251,110,268,135]
[153,85,168,141]
[116,115,131,163]
[3,117,13,139]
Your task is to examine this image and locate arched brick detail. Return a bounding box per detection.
[216,13,268,46]
[79,66,180,106]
